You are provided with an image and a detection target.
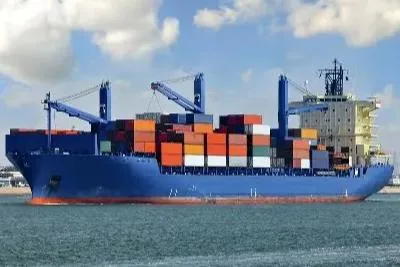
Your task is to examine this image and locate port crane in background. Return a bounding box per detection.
[150,73,205,114]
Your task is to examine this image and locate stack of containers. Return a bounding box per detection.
[159,142,183,167]
[205,133,227,167]
[227,134,247,167]
[131,119,156,154]
[219,114,262,133]
[288,128,318,146]
[176,132,205,167]
[187,114,213,134]
[246,124,271,168]
[283,139,310,169]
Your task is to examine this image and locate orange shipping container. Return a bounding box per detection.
[161,143,182,155]
[286,139,309,150]
[206,144,226,156]
[133,131,155,142]
[192,123,213,134]
[228,134,247,145]
[291,149,310,159]
[177,132,204,144]
[184,144,204,155]
[133,142,145,153]
[206,133,226,144]
[132,119,156,132]
[250,135,270,146]
[145,143,156,153]
[161,154,183,166]
[243,114,262,125]
[228,145,247,156]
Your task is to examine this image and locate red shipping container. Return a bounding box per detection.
[173,132,204,144]
[206,133,226,144]
[226,114,262,125]
[206,144,226,155]
[228,134,247,145]
[291,159,302,168]
[157,132,169,143]
[228,145,247,156]
[114,131,126,141]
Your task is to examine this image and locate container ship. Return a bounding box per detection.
[5,60,393,205]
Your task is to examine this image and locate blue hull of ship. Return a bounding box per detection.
[7,154,393,204]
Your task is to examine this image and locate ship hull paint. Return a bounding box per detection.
[8,154,393,205]
[28,196,363,205]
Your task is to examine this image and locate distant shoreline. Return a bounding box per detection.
[0,187,31,196]
[0,186,399,197]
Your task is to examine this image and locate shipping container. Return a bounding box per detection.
[136,112,163,123]
[248,157,271,168]
[301,159,310,169]
[228,134,247,145]
[288,128,318,140]
[161,154,183,166]
[228,145,247,156]
[172,132,204,144]
[192,123,213,133]
[279,149,310,159]
[133,142,145,153]
[311,159,329,169]
[206,156,227,167]
[133,131,155,142]
[245,124,270,135]
[224,114,263,125]
[133,120,156,132]
[161,143,182,154]
[206,144,226,155]
[206,133,226,144]
[317,144,327,151]
[186,114,213,124]
[184,155,205,167]
[285,139,310,150]
[228,156,247,167]
[184,144,204,155]
[167,113,187,124]
[248,146,271,157]
[311,150,329,160]
[100,141,111,153]
[249,135,271,146]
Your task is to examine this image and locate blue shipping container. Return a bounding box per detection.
[311,159,329,169]
[186,114,213,124]
[168,113,187,124]
[312,150,329,160]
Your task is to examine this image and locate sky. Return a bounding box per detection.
[0,0,399,165]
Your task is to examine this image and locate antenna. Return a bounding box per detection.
[318,58,349,96]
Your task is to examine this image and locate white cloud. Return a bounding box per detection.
[286,0,400,47]
[194,0,400,46]
[241,68,253,83]
[0,0,179,84]
[374,84,398,109]
[193,0,269,30]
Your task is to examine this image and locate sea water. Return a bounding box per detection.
[1,194,400,266]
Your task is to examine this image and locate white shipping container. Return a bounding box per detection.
[184,155,204,167]
[207,156,226,167]
[250,157,271,168]
[245,124,270,135]
[301,159,310,169]
[228,156,247,167]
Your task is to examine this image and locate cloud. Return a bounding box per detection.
[194,0,400,46]
[286,0,400,47]
[241,68,253,83]
[193,0,269,30]
[0,0,179,84]
[374,84,398,109]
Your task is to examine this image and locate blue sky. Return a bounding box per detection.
[0,0,399,165]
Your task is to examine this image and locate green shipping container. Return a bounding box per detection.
[249,145,271,157]
[100,141,112,153]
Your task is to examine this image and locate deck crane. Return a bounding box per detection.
[150,73,205,114]
[42,81,111,151]
[278,75,328,142]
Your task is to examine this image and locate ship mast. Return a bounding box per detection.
[318,58,349,96]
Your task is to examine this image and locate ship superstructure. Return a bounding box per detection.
[290,59,386,167]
